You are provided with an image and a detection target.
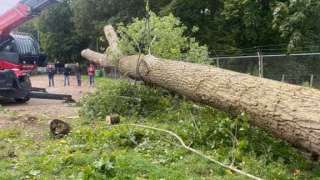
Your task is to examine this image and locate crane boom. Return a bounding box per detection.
[0,0,60,37]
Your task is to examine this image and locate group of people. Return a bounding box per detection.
[47,63,96,87]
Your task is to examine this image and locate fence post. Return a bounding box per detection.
[257,50,264,78]
[261,54,264,78]
[281,74,285,82]
[212,50,220,68]
[310,74,314,87]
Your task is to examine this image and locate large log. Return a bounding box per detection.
[81,25,320,156]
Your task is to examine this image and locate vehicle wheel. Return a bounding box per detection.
[19,75,32,89]
[15,96,30,103]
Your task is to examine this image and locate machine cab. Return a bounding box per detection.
[0,33,47,67]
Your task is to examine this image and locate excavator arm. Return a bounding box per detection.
[0,0,60,38]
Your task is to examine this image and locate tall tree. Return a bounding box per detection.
[17,20,39,43]
[160,0,235,54]
[71,0,146,50]
[38,0,83,63]
[222,0,284,52]
[272,0,320,52]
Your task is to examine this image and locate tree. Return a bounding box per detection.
[222,0,284,51]
[70,0,146,49]
[38,0,83,63]
[17,20,39,43]
[82,25,320,156]
[272,0,320,52]
[117,13,209,63]
[160,0,236,53]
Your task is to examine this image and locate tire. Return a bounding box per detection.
[15,96,30,103]
[18,75,32,89]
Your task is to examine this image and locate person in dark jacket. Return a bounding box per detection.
[55,61,64,74]
[47,63,55,87]
[75,63,82,86]
[64,64,71,86]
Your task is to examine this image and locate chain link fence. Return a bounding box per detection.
[99,51,320,88]
[210,53,320,88]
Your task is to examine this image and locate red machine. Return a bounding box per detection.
[0,0,73,103]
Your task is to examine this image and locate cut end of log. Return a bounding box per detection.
[80,49,89,57]
[106,114,120,125]
[49,119,71,138]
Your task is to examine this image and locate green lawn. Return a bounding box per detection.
[0,78,319,179]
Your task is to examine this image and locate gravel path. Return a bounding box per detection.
[0,75,94,129]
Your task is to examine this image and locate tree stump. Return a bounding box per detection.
[106,114,120,125]
[49,119,71,138]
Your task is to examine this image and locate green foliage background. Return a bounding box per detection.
[117,13,209,63]
[17,0,320,64]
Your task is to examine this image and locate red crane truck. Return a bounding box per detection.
[0,0,73,103]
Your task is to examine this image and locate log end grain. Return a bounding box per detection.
[106,114,120,125]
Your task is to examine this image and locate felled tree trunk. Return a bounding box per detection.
[81,25,320,156]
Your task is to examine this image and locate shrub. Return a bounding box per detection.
[117,12,209,64]
[79,79,175,120]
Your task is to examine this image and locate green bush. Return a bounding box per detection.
[79,79,175,120]
[117,13,209,64]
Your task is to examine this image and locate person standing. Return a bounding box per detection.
[75,63,82,86]
[47,63,55,87]
[64,64,71,86]
[87,64,96,87]
[55,61,64,74]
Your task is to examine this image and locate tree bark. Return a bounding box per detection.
[81,25,320,156]
[81,49,113,67]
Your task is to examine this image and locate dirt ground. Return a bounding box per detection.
[0,75,94,129]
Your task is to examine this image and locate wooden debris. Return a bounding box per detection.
[49,119,71,138]
[106,114,120,125]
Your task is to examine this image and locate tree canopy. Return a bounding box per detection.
[18,0,320,63]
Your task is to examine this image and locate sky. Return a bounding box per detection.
[0,0,20,15]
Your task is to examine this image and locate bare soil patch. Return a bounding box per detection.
[0,75,93,129]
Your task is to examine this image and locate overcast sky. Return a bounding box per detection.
[0,0,20,15]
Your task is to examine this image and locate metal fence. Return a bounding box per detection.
[210,52,320,88]
[103,66,121,79]
[98,51,320,88]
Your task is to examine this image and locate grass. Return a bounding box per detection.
[0,78,319,179]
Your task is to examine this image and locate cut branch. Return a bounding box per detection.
[81,49,113,67]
